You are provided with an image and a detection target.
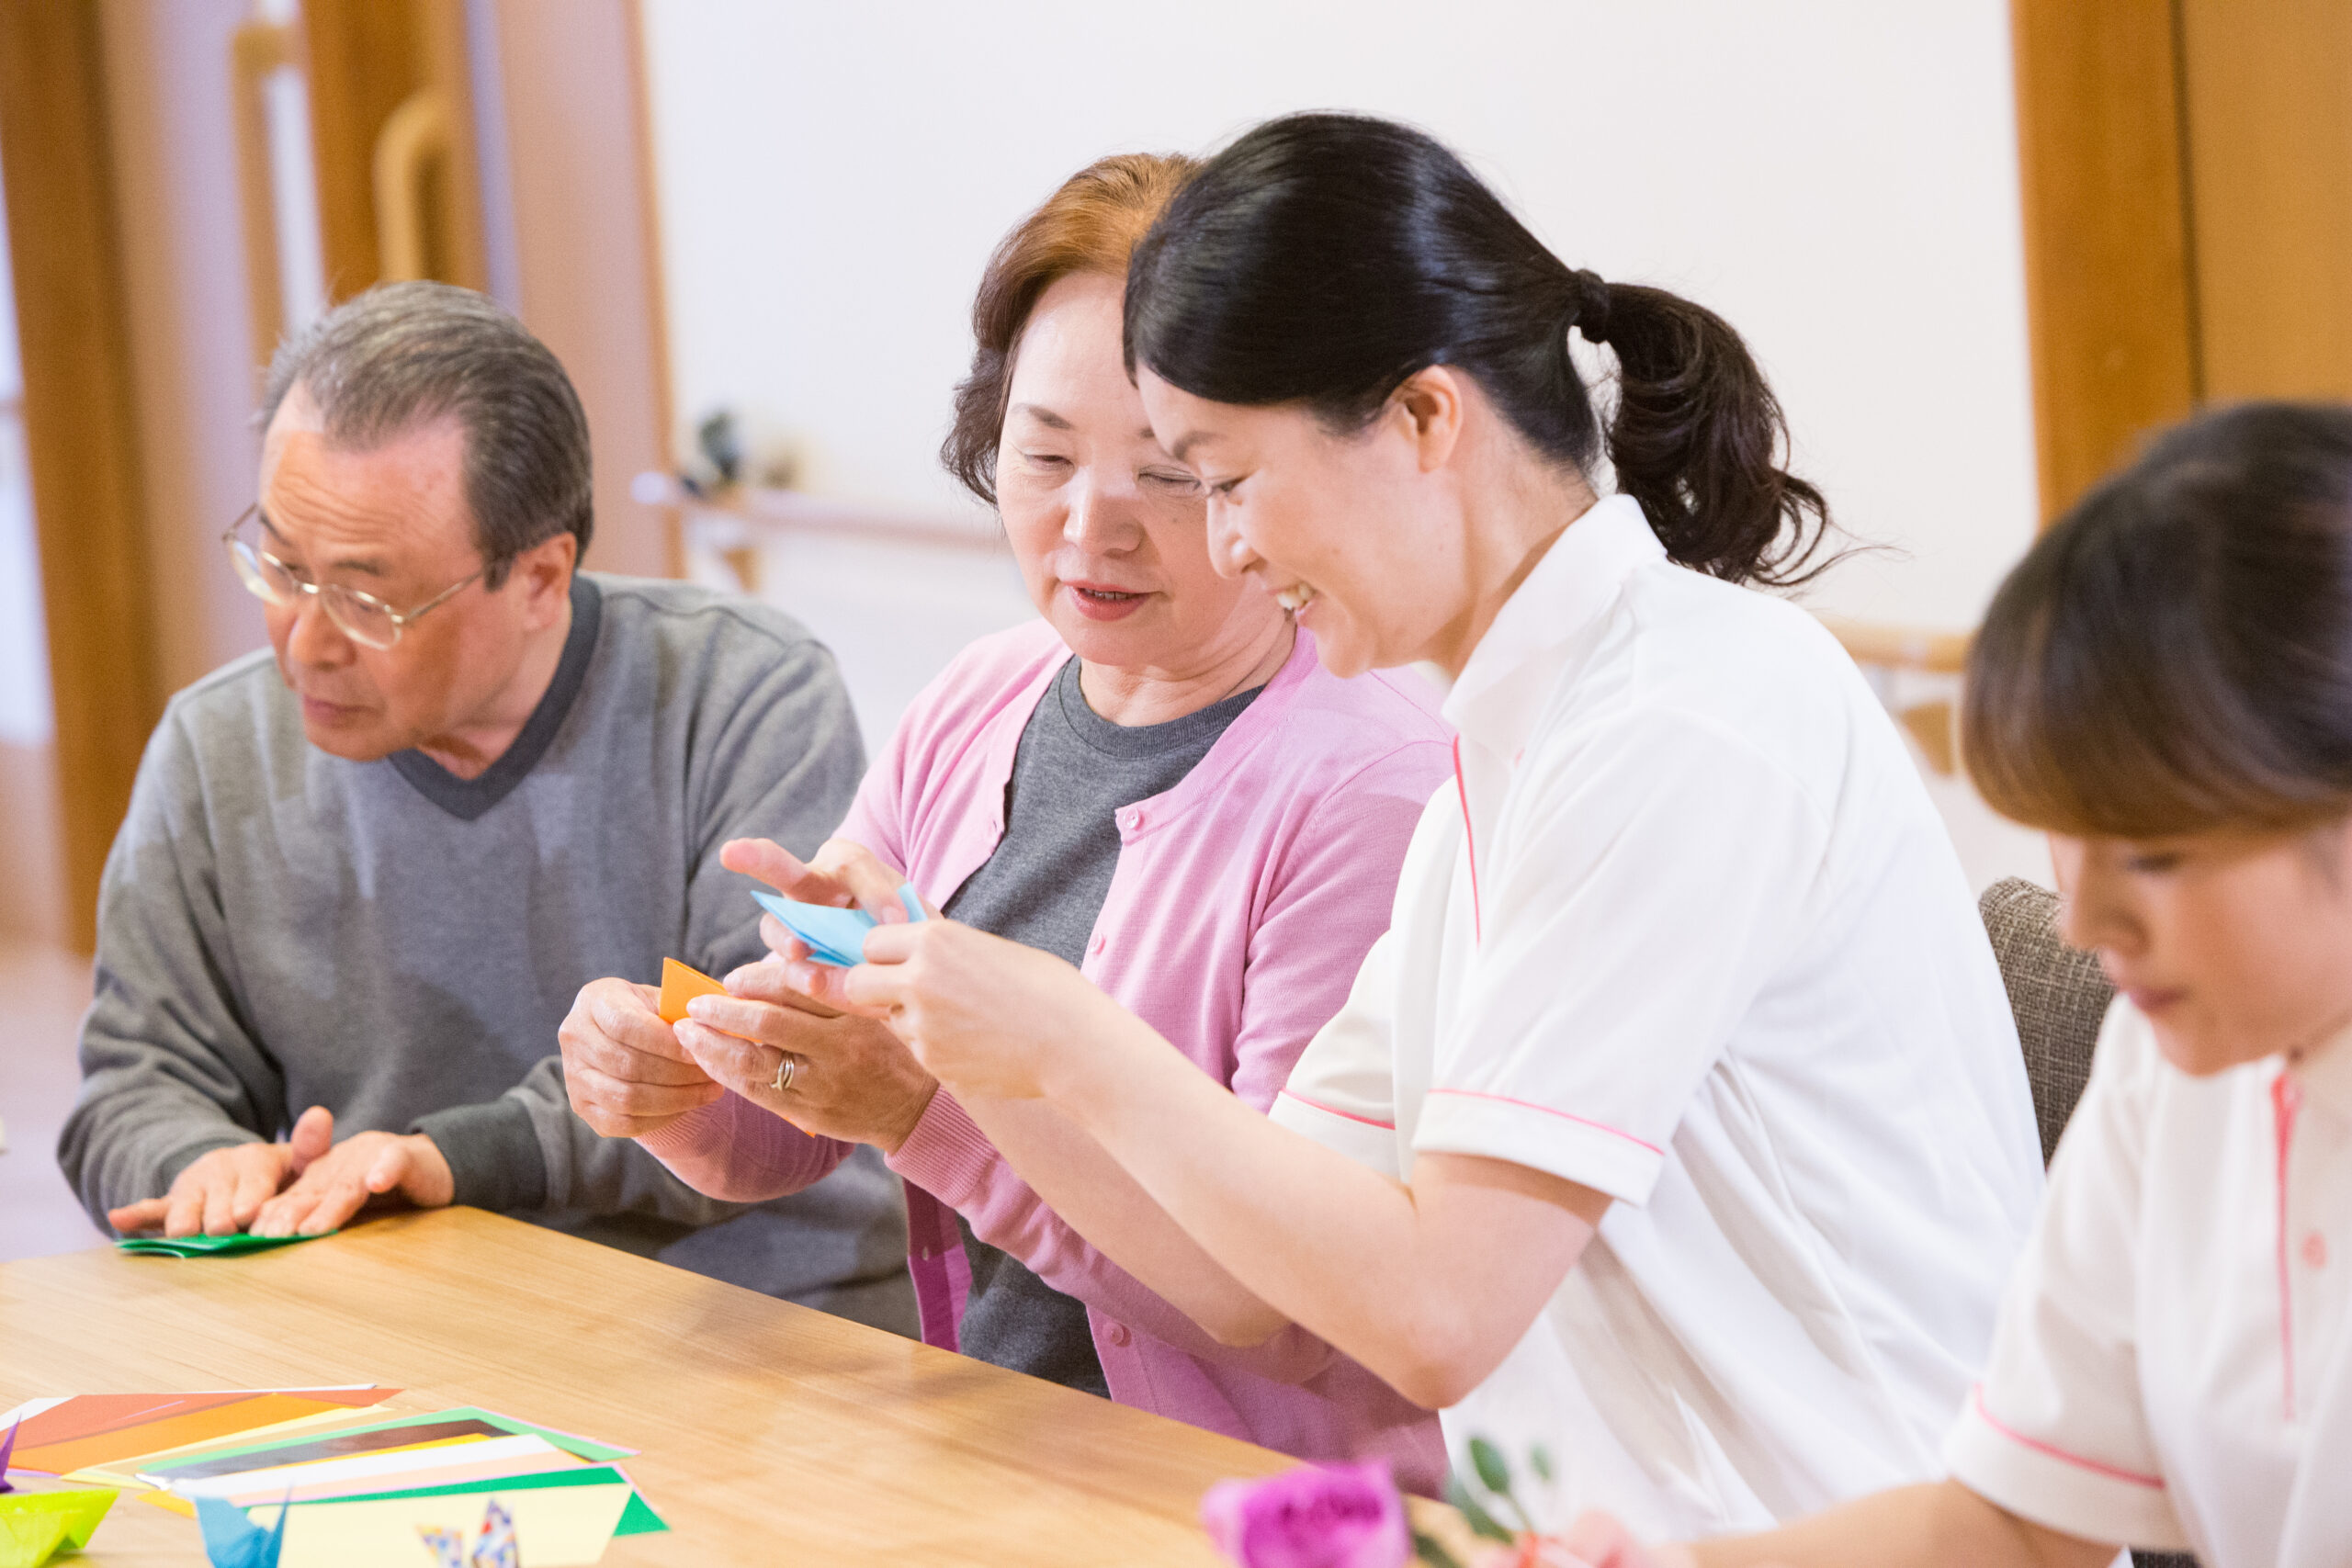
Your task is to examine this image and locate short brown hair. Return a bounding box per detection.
[943,152,1198,505]
[1962,402,2352,838]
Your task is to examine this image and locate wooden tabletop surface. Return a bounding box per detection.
[0,1206,1299,1565]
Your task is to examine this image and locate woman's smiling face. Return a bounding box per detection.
[995,273,1283,678]
[1136,367,1482,681]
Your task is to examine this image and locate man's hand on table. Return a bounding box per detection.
[559,975,725,1139]
[246,1113,456,1236]
[107,1104,337,1237]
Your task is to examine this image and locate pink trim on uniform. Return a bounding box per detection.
[1277,1089,1397,1131]
[2273,1067,2303,1422]
[1972,1386,2167,1489]
[1425,1086,1665,1156]
[1453,735,1481,944]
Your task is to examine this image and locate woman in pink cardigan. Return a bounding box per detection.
[556,154,1452,1491]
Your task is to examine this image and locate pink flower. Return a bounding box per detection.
[1201,1461,1411,1568]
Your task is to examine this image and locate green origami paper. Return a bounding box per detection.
[0,1488,117,1568]
[115,1231,334,1258]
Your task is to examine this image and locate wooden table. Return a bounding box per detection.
[0,1207,1298,1565]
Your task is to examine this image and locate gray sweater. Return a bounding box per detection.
[59,574,912,1326]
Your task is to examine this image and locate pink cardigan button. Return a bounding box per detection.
[1106,1323,1132,1348]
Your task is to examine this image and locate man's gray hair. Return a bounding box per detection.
[261,280,593,582]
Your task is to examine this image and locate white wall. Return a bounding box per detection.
[640,0,2040,635]
[640,0,2053,888]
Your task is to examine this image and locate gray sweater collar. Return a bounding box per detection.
[388,573,603,821]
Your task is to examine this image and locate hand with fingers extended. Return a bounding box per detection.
[721,835,918,928]
[558,975,726,1139]
[673,953,939,1153]
[246,1113,455,1236]
[106,1103,336,1238]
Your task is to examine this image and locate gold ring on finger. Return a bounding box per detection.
[772,1054,799,1093]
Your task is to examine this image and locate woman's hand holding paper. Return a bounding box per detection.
[722,836,914,926]
[840,920,1152,1103]
[675,956,939,1153]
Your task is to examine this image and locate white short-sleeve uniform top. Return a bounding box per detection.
[1268,497,2044,1537]
[1945,1003,2352,1567]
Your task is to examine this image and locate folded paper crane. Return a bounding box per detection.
[196,1491,289,1568]
[750,884,927,967]
[419,1498,519,1568]
[0,1489,117,1568]
[0,1427,120,1568]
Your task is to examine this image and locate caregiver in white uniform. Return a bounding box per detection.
[798,112,2045,1538]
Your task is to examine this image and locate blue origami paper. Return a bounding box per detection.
[751,884,926,966]
[196,1491,288,1568]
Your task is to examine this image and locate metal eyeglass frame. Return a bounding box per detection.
[220,503,491,650]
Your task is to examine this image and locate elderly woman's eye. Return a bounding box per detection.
[1022,451,1070,469]
[1142,469,1203,492]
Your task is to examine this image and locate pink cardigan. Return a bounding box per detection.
[640,620,1451,1491]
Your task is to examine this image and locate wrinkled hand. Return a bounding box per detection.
[674,953,938,1152]
[558,975,723,1138]
[837,920,1141,1102]
[1554,1514,1700,1568]
[249,1117,455,1236]
[106,1104,335,1237]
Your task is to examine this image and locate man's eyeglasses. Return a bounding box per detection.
[221,505,490,650]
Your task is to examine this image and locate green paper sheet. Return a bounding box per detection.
[0,1489,117,1567]
[300,1464,666,1534]
[114,1231,334,1258]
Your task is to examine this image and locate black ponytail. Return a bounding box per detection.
[1125,113,1836,587]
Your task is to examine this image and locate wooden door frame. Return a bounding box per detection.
[2009,0,2201,526]
[0,1,164,950]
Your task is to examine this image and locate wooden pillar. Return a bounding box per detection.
[2008,0,2200,525]
[0,0,164,949]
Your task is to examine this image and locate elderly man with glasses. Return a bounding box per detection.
[58,281,913,1333]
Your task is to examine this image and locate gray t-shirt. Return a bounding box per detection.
[939,656,1261,1394]
[59,573,914,1330]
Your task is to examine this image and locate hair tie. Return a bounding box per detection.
[1566,268,1612,346]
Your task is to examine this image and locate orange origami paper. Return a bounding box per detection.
[656,959,727,1025]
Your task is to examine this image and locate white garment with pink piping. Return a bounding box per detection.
[1947,1001,2352,1567]
[1270,494,2044,1538]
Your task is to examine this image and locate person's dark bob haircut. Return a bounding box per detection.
[1964,401,2352,839]
[1123,112,1835,587]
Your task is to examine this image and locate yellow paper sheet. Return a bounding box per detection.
[657,958,727,1024]
[65,1407,390,1489]
[258,1482,630,1567]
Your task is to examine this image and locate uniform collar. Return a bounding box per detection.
[1440,494,1665,760]
[2292,1016,2352,1122]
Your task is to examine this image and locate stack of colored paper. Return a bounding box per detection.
[136,1407,661,1565]
[0,1392,662,1566]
